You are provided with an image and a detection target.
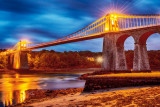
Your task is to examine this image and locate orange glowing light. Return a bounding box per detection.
[105,27,109,31]
[87,57,95,61]
[97,57,103,63]
[19,40,28,50]
[16,62,19,69]
[111,20,114,25]
[15,74,19,79]
[109,13,119,32]
[110,14,116,17]
[1,74,40,106]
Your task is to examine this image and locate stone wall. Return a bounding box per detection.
[83,77,160,92]
[102,26,160,72]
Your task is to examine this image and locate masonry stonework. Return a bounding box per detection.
[8,51,29,70]
[102,27,160,72]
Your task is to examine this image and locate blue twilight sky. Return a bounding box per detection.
[0,0,159,52]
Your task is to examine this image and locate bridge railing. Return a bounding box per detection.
[0,41,36,55]
[1,14,160,53]
[117,15,160,31]
[55,15,109,42]
[42,14,160,45]
[25,14,160,50]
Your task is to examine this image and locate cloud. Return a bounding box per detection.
[0,0,42,14]
[0,0,159,51]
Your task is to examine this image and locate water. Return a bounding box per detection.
[0,72,88,107]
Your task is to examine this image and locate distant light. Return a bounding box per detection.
[112,20,114,25]
[105,27,109,31]
[20,40,28,49]
[87,57,94,61]
[107,8,123,16]
[16,62,19,69]
[15,74,19,78]
[97,57,103,63]
[21,38,29,42]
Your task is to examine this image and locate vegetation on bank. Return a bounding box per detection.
[27,50,101,69]
[0,49,159,69]
[126,50,160,69]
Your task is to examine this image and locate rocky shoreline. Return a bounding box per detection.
[13,88,84,107]
[24,86,160,107]
[78,70,131,80]
[3,69,160,106]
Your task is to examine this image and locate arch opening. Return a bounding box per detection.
[139,31,157,45]
[146,33,160,70]
[116,35,135,71]
[124,36,135,70]
[116,34,131,47]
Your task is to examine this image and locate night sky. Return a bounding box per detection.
[0,0,160,52]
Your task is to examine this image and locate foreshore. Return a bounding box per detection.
[0,68,101,74]
[14,86,160,107]
[2,69,160,106]
[13,88,84,107]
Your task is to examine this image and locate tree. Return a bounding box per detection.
[33,55,40,68]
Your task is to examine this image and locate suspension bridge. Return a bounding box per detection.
[1,13,160,71]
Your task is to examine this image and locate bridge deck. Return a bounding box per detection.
[28,25,160,50]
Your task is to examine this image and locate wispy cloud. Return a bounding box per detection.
[0,0,159,51]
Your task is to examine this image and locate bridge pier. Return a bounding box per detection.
[8,51,29,70]
[102,34,128,72]
[133,43,151,72]
[115,44,128,71]
[7,54,14,69]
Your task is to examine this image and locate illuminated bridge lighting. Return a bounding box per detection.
[0,13,160,54]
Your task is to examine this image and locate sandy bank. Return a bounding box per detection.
[13,88,83,107]
[24,86,160,107]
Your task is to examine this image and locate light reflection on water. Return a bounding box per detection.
[0,72,86,107]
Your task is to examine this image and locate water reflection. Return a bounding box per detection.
[0,73,86,107]
[0,74,40,106]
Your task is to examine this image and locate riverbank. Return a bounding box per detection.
[0,68,101,74]
[0,69,17,74]
[20,86,160,107]
[25,68,101,74]
[83,72,160,91]
[79,69,160,80]
[13,88,84,107]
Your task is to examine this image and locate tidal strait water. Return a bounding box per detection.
[0,71,90,107]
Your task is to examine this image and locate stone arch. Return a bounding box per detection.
[138,31,160,71]
[114,34,135,71]
[138,31,158,45]
[116,34,135,70]
[132,30,160,72]
[116,34,135,47]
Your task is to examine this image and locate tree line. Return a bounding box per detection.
[0,49,159,69]
[126,50,160,69]
[27,50,101,69]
